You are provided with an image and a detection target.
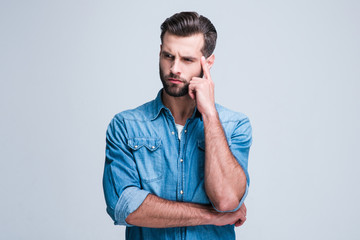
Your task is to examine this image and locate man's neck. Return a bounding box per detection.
[161,89,196,126]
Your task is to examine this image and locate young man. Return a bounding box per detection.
[103,12,252,239]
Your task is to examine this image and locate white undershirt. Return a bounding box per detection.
[175,124,184,140]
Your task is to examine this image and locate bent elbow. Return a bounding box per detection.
[213,198,240,212]
[212,187,246,212]
[125,213,135,225]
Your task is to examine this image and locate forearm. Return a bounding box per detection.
[203,112,247,211]
[125,194,213,228]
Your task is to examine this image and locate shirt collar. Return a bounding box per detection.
[150,89,167,121]
[150,89,202,121]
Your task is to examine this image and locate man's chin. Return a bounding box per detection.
[163,85,188,97]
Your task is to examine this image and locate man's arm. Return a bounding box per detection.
[126,193,247,228]
[103,115,247,227]
[202,113,247,211]
[189,56,250,212]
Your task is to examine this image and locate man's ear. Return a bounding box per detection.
[206,54,215,69]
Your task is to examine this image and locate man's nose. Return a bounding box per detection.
[170,59,181,75]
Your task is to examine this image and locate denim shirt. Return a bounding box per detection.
[103,90,252,240]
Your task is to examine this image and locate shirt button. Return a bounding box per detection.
[180,159,183,162]
[171,131,175,135]
[184,130,187,133]
[134,145,138,148]
[180,190,183,195]
[151,146,155,149]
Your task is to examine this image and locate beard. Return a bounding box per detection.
[159,65,203,97]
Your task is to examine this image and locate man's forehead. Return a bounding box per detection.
[162,32,204,56]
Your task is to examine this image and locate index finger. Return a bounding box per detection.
[200,56,211,80]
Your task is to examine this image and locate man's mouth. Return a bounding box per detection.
[168,78,183,84]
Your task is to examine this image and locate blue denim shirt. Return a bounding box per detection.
[103,90,252,240]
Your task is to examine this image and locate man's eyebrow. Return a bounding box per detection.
[181,55,197,60]
[161,50,197,60]
[161,50,172,55]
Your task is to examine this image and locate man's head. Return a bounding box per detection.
[160,12,217,58]
[159,12,217,97]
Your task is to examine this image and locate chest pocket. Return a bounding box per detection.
[127,138,163,182]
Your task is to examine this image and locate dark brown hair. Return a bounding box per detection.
[160,12,217,58]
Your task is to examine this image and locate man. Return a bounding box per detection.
[103,12,252,239]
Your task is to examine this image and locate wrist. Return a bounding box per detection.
[202,108,218,122]
[200,206,217,225]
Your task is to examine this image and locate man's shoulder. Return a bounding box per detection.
[113,99,156,123]
[215,103,250,123]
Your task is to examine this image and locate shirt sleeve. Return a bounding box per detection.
[211,116,252,213]
[102,116,150,226]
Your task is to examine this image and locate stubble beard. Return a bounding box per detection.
[159,65,203,97]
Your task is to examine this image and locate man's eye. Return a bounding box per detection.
[165,54,173,59]
[184,58,193,62]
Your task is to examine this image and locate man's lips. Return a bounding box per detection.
[168,78,183,84]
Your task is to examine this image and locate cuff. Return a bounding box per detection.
[211,183,249,213]
[114,187,150,226]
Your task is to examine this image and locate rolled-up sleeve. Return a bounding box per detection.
[103,116,150,226]
[212,116,252,213]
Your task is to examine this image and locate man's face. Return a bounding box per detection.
[159,32,204,97]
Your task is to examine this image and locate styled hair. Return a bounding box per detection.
[160,12,217,58]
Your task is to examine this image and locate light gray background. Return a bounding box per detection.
[1,0,359,239]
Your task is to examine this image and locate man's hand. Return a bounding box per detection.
[189,56,216,117]
[211,203,247,227]
[234,203,247,227]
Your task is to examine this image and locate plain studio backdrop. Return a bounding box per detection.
[1,0,359,239]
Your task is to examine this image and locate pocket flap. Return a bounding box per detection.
[197,139,205,151]
[128,138,162,151]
